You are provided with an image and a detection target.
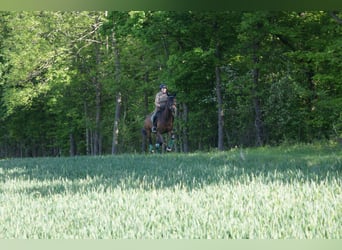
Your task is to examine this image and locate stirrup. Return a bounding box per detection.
[151,127,157,133]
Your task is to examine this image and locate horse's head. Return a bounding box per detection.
[167,94,177,116]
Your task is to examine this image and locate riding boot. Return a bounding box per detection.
[152,113,158,133]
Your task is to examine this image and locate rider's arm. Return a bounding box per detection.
[155,93,160,108]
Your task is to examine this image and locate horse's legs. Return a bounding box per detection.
[155,132,164,153]
[166,131,175,152]
[146,130,154,153]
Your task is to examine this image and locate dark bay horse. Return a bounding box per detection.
[142,95,177,153]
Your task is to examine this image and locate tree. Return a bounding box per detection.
[1,11,341,157]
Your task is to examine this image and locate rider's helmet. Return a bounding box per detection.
[159,84,167,90]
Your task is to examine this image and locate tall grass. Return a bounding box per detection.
[0,143,341,238]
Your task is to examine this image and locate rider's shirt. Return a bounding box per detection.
[154,91,168,111]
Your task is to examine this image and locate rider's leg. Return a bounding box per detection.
[152,112,158,133]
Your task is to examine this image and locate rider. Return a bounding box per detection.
[152,84,168,133]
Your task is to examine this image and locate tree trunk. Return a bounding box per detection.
[216,66,224,151]
[112,93,121,154]
[252,43,264,146]
[182,103,189,153]
[93,16,102,155]
[84,101,91,155]
[215,43,224,151]
[93,78,101,155]
[69,133,76,156]
[111,16,122,155]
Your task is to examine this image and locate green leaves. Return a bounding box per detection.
[1,11,342,156]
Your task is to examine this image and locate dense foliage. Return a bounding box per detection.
[0,11,341,156]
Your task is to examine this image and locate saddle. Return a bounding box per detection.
[150,106,165,123]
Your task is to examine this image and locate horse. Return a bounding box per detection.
[142,95,177,153]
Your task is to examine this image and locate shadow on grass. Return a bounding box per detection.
[0,144,341,196]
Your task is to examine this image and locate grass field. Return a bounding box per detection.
[0,143,341,239]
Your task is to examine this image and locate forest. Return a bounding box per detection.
[0,11,341,157]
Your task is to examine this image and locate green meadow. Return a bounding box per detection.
[0,143,341,239]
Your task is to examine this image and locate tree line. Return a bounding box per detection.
[0,11,341,157]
